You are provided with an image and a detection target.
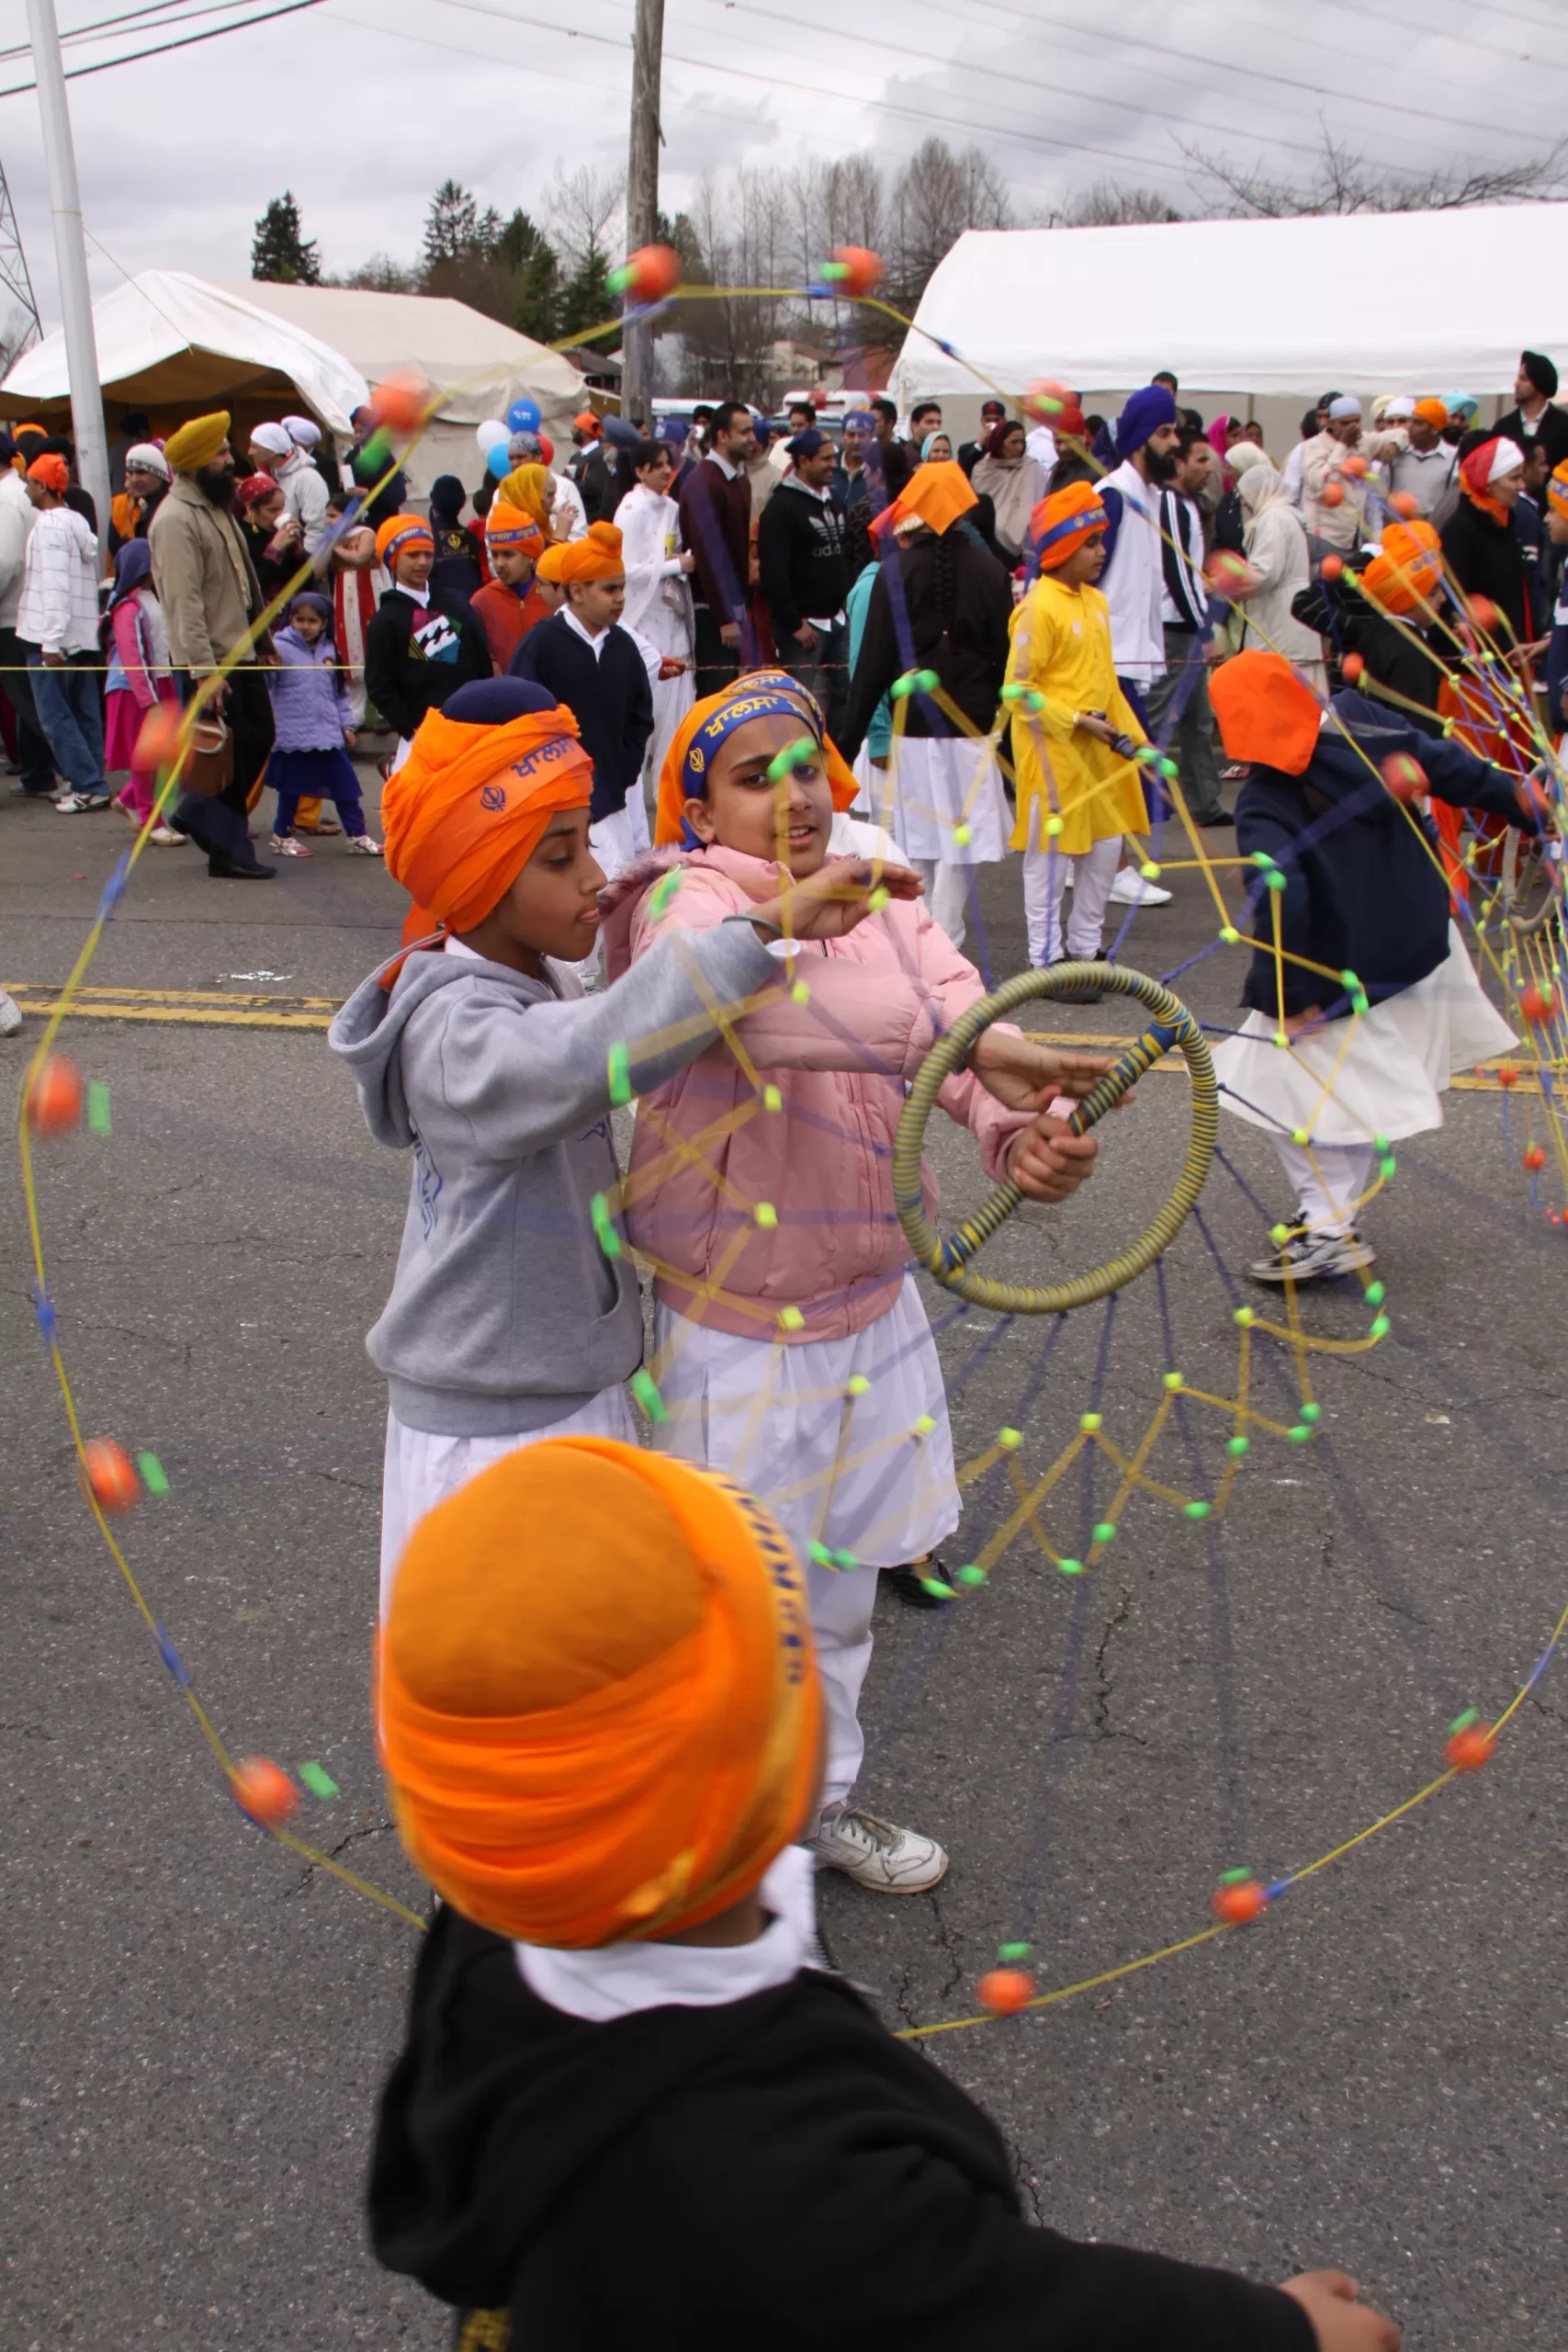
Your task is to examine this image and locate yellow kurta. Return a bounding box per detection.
[1006,574,1150,856]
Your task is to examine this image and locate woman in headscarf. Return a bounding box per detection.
[970,418,1046,563]
[919,429,953,465]
[1229,453,1326,695]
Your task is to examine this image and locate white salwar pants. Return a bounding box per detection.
[1021,815,1122,967]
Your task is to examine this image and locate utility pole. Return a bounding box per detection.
[621,0,665,425]
[0,159,42,360]
[25,0,110,559]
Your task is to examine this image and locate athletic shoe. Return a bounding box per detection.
[55,789,110,813]
[149,824,186,846]
[0,986,22,1036]
[1249,1221,1375,1283]
[268,834,312,857]
[346,833,383,855]
[1107,867,1172,906]
[883,1558,954,1609]
[813,1803,949,1893]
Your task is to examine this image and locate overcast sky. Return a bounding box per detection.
[1,0,1565,327]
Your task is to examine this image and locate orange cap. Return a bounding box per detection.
[1210,649,1324,776]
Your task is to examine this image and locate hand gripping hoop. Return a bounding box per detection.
[893,963,1218,1314]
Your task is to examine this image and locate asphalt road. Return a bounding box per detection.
[3,771,1564,2350]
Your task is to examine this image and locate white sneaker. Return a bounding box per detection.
[812,1802,949,1893]
[268,834,312,857]
[55,789,111,813]
[149,824,186,846]
[346,833,383,855]
[1249,1220,1375,1283]
[1107,867,1172,906]
[0,986,21,1036]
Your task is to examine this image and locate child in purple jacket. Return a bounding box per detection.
[264,591,382,856]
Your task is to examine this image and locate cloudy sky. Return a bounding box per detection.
[1,0,1565,324]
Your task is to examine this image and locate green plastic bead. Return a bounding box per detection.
[630,1369,668,1424]
[1079,1410,1102,1432]
[607,1040,632,1105]
[1233,1306,1255,1327]
[1158,756,1179,780]
[1044,813,1065,835]
[953,822,973,848]
[846,1373,871,1396]
[1251,850,1277,869]
[1226,1434,1250,1456]
[1263,869,1287,893]
[1092,1521,1117,1544]
[1339,968,1360,990]
[1057,1557,1084,1577]
[1291,1126,1309,1147]
[868,885,890,910]
[1139,861,1161,880]
[1369,1313,1390,1339]
[766,733,818,780]
[1300,1401,1321,1423]
[1372,1132,1390,1153]
[1380,1154,1397,1180]
[919,1575,957,1600]
[763,1083,783,1111]
[779,1305,805,1330]
[1288,1423,1313,1443]
[956,1563,987,1587]
[998,1939,1032,1961]
[1365,1281,1385,1306]
[998,1426,1023,1450]
[590,1191,623,1259]
[1220,924,1241,944]
[809,1539,834,1566]
[754,1201,778,1229]
[831,1548,859,1571]
[1269,1223,1290,1246]
[791,978,811,1004]
[1272,1031,1290,1049]
[913,1413,936,1436]
[1183,1499,1212,1520]
[1163,1371,1184,1391]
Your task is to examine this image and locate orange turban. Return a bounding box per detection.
[26,452,70,494]
[1412,397,1449,431]
[535,542,570,584]
[1550,459,1568,524]
[1361,518,1442,616]
[557,520,625,582]
[1030,480,1109,573]
[656,676,859,847]
[485,501,544,556]
[498,465,554,537]
[378,1438,821,1947]
[1210,649,1323,777]
[376,514,434,570]
[874,458,977,541]
[382,693,592,938]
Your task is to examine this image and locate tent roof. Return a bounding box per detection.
[893,203,1568,403]
[209,278,586,422]
[0,269,368,432]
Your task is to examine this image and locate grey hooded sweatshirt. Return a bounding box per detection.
[330,924,777,1435]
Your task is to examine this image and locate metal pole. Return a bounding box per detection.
[26,0,110,560]
[621,0,665,425]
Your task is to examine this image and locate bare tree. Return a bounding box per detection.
[1050,180,1184,228]
[547,164,627,272]
[888,138,1010,309]
[822,154,886,255]
[1180,128,1568,218]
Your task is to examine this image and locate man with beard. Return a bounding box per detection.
[1093,384,1182,907]
[148,412,277,878]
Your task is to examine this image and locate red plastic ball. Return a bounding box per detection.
[828,244,883,298]
[370,368,434,435]
[1388,490,1420,520]
[1467,595,1499,636]
[1212,1878,1269,1925]
[1523,1143,1546,1171]
[976,1966,1035,2015]
[1519,983,1555,1024]
[1445,1722,1496,1774]
[231,1757,300,1826]
[1341,652,1365,684]
[1497,1061,1519,1088]
[621,243,681,304]
[1320,481,1346,507]
[27,1053,83,1136]
[134,702,184,774]
[1381,752,1427,802]
[1319,553,1345,581]
[81,1437,140,1513]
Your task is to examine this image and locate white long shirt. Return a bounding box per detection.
[1097,456,1167,684]
[616,480,694,656]
[276,447,329,555]
[16,503,100,655]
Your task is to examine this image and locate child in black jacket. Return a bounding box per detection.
[370,1437,1396,2352]
[363,514,491,760]
[1209,652,1532,1284]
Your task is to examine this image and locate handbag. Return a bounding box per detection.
[176,714,233,798]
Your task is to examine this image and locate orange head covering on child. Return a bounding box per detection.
[557,520,625,581]
[655,675,860,847]
[376,513,435,570]
[26,451,70,495]
[498,464,554,538]
[1360,518,1443,616]
[378,1437,822,1947]
[535,542,571,584]
[485,502,545,558]
[874,458,977,541]
[1210,650,1323,778]
[1029,481,1110,573]
[381,678,592,944]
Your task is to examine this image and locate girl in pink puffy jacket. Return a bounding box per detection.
[103,539,183,845]
[600,678,1111,1898]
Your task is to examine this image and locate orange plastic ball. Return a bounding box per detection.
[1467,595,1498,636]
[1341,652,1365,684]
[370,368,433,435]
[1389,490,1420,520]
[620,243,681,303]
[1519,983,1555,1024]
[828,244,883,298]
[231,1757,300,1826]
[1523,1143,1546,1170]
[134,701,184,774]
[1445,1722,1496,1774]
[1212,1877,1269,1925]
[1319,553,1345,581]
[26,1053,83,1136]
[1381,752,1427,802]
[1320,480,1345,507]
[1206,548,1256,597]
[81,1437,141,1512]
[1021,378,1073,424]
[977,1966,1036,2015]
[1496,1061,1519,1088]
[1340,452,1369,479]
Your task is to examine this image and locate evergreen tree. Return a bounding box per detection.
[251,192,321,285]
[423,180,479,273]
[555,241,611,342]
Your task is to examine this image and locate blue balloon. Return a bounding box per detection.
[507,397,541,434]
[487,438,512,479]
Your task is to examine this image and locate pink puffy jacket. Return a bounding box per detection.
[599,844,1030,1343]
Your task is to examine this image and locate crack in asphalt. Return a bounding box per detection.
[288,1819,393,1896]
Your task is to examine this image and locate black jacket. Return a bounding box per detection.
[1291,566,1448,736]
[363,586,491,741]
[839,524,1012,755]
[757,479,851,643]
[1439,497,1534,649]
[510,613,653,822]
[1496,401,1568,475]
[1234,689,1536,1017]
[369,1903,1315,2352]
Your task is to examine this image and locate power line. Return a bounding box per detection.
[0,0,261,64]
[0,0,327,96]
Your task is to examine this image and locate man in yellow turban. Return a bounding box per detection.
[510,517,655,940]
[367,1438,1397,2352]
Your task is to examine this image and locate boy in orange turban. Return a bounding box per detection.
[362,514,491,765]
[368,1436,1400,2352]
[470,503,547,672]
[328,676,922,1610]
[509,520,655,973]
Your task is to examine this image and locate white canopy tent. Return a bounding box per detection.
[892,203,1568,442]
[0,269,369,438]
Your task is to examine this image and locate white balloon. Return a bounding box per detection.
[475,419,509,454]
